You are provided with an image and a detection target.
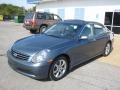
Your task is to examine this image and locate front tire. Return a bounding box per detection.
[103,42,112,56]
[49,56,68,81]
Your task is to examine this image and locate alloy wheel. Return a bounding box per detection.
[53,59,67,78]
[104,43,111,56]
[49,57,68,81]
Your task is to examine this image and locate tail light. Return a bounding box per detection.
[31,20,37,28]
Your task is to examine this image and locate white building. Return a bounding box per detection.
[27,0,120,34]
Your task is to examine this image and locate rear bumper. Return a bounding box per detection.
[7,50,50,79]
[23,24,38,30]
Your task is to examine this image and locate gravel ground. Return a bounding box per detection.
[99,35,120,67]
[0,21,120,90]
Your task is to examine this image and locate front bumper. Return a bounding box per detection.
[7,50,51,79]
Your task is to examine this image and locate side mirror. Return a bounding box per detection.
[80,36,88,39]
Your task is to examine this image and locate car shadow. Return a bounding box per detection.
[69,55,103,73]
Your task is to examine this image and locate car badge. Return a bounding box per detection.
[13,53,18,57]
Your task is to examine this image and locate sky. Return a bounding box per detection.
[0,0,35,9]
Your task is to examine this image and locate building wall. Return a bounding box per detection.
[36,0,120,22]
[36,0,120,8]
[35,0,120,33]
[36,7,85,20]
[36,6,120,24]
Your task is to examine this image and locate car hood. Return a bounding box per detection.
[12,34,71,55]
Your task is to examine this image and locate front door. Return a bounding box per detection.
[69,24,97,66]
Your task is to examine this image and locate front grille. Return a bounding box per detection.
[11,49,30,61]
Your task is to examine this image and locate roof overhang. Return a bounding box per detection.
[35,0,120,8]
[27,0,58,4]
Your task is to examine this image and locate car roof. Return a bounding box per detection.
[61,19,103,26]
[62,20,87,25]
[27,12,54,15]
[36,12,54,15]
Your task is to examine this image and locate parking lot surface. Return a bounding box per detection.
[0,21,120,90]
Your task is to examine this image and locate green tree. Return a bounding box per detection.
[0,4,27,16]
[27,6,36,13]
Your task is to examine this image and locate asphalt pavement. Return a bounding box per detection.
[0,21,120,90]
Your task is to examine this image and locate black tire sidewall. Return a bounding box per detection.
[103,42,111,56]
[49,56,68,81]
[39,26,47,33]
[30,29,37,34]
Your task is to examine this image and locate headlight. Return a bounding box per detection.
[31,49,50,63]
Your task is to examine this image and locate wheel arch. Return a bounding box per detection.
[48,53,71,80]
[103,40,112,56]
[107,40,112,46]
[55,54,71,65]
[40,24,48,28]
[50,53,71,71]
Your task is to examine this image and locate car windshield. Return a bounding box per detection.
[44,23,81,39]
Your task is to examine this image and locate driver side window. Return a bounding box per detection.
[80,24,93,38]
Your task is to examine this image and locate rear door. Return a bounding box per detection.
[43,14,55,27]
[93,23,108,54]
[35,13,46,26]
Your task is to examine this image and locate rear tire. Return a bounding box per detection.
[30,29,37,34]
[103,42,112,56]
[49,56,68,81]
[39,26,47,33]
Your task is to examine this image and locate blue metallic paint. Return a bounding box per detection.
[7,20,113,79]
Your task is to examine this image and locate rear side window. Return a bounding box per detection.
[94,24,106,35]
[46,14,54,20]
[25,13,34,19]
[54,15,61,20]
[36,13,45,19]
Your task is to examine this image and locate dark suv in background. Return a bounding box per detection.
[23,12,62,33]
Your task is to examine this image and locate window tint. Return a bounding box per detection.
[46,14,54,20]
[81,24,93,38]
[113,12,120,26]
[37,13,45,19]
[94,24,105,35]
[104,12,113,25]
